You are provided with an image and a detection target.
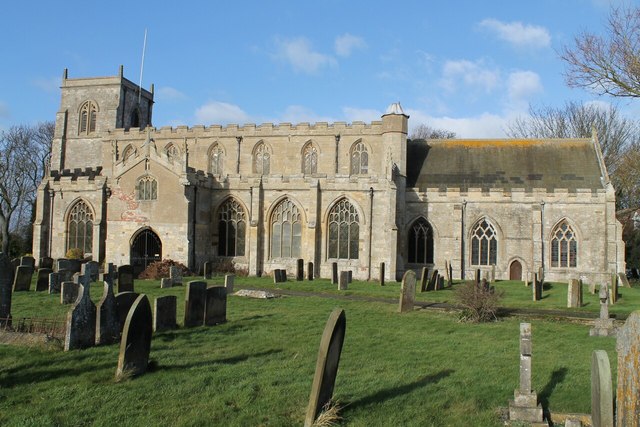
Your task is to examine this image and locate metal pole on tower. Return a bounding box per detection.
[138,28,147,105]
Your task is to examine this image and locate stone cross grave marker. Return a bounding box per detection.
[115,292,140,333]
[64,271,97,351]
[224,274,234,293]
[426,269,439,292]
[398,270,416,313]
[591,350,614,427]
[379,262,385,286]
[48,272,61,294]
[117,265,134,293]
[616,310,640,425]
[116,294,152,380]
[204,286,227,326]
[567,279,582,308]
[618,272,630,288]
[96,277,119,346]
[296,258,304,281]
[304,308,346,427]
[331,262,338,285]
[154,295,177,332]
[420,267,429,292]
[508,323,543,423]
[61,282,79,304]
[307,261,314,281]
[0,252,13,326]
[13,265,33,292]
[184,281,207,327]
[590,283,616,337]
[170,266,182,286]
[36,268,53,291]
[338,271,349,290]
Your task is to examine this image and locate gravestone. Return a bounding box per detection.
[616,310,640,425]
[618,272,630,288]
[304,308,346,427]
[13,266,33,292]
[567,279,582,308]
[532,274,542,301]
[56,258,72,272]
[591,350,614,427]
[435,275,444,291]
[444,261,452,287]
[61,282,79,304]
[115,292,140,333]
[116,294,152,380]
[118,265,134,292]
[84,261,100,282]
[272,269,280,284]
[508,323,544,423]
[39,256,54,270]
[331,262,338,285]
[420,267,429,292]
[590,283,616,337]
[64,272,97,351]
[379,262,385,286]
[296,259,304,281]
[398,270,416,313]
[184,281,207,327]
[170,266,182,286]
[280,269,288,282]
[154,295,177,332]
[338,271,349,291]
[96,279,119,345]
[347,271,352,283]
[307,262,314,281]
[36,268,53,291]
[224,274,234,293]
[610,274,618,304]
[426,269,438,292]
[0,252,13,325]
[58,268,74,283]
[203,261,213,279]
[20,256,35,269]
[160,278,172,289]
[204,286,227,326]
[48,272,61,294]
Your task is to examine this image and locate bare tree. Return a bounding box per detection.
[561,6,640,98]
[410,124,456,140]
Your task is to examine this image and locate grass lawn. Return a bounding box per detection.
[0,275,626,426]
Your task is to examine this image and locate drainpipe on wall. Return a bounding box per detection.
[334,134,340,174]
[368,187,373,281]
[540,201,545,272]
[461,200,467,280]
[236,137,242,174]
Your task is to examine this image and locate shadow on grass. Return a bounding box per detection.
[345,369,454,412]
[2,362,114,387]
[539,367,568,415]
[157,348,284,371]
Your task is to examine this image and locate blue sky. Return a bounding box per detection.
[1,0,637,137]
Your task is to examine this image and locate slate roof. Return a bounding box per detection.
[406,138,605,192]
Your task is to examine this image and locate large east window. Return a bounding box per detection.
[67,200,94,255]
[218,199,246,257]
[328,199,359,259]
[471,219,497,266]
[551,221,577,267]
[270,199,301,258]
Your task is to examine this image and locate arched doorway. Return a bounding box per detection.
[509,260,522,281]
[130,228,162,277]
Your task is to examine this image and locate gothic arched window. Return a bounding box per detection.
[66,200,94,255]
[79,101,97,134]
[551,221,577,267]
[218,199,246,257]
[136,176,157,200]
[270,199,301,258]
[302,143,318,175]
[350,141,368,175]
[408,218,434,264]
[254,142,270,175]
[209,144,224,175]
[471,219,497,266]
[328,199,359,259]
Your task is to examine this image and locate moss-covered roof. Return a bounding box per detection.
[406,138,605,191]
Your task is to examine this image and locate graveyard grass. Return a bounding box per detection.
[0,276,628,426]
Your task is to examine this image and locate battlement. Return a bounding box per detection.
[50,166,103,181]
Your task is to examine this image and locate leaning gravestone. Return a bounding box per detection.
[118,265,134,292]
[20,256,35,269]
[426,269,439,292]
[338,271,349,291]
[0,252,13,325]
[48,272,61,294]
[64,272,97,351]
[154,295,177,332]
[307,261,314,281]
[184,281,207,327]
[61,282,79,304]
[115,292,140,333]
[591,350,614,427]
[116,294,152,380]
[567,279,582,308]
[444,261,452,287]
[36,268,53,292]
[39,256,54,270]
[96,279,119,345]
[169,266,183,286]
[13,265,33,292]
[204,286,227,326]
[304,308,346,427]
[398,270,416,313]
[618,272,630,288]
[420,267,429,292]
[224,274,234,293]
[616,310,640,425]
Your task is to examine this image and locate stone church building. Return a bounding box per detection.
[32,68,625,283]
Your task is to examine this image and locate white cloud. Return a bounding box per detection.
[194,101,250,125]
[273,37,336,74]
[32,76,60,93]
[440,59,500,93]
[334,33,366,57]
[407,108,511,138]
[156,86,187,102]
[507,70,543,101]
[479,18,551,49]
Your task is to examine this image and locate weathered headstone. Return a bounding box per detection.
[154,295,177,332]
[184,280,207,327]
[590,283,616,337]
[297,259,304,281]
[12,265,33,292]
[379,262,385,286]
[398,270,416,313]
[420,267,429,292]
[36,268,53,291]
[118,265,134,292]
[84,261,100,282]
[20,256,35,269]
[435,275,444,291]
[532,273,542,301]
[96,279,119,345]
[160,278,173,289]
[224,274,235,293]
[116,294,152,380]
[39,256,54,270]
[304,308,346,427]
[307,261,314,281]
[618,272,630,288]
[338,271,349,291]
[426,269,439,292]
[444,261,452,287]
[616,310,640,426]
[331,262,338,285]
[170,266,182,286]
[56,258,71,272]
[58,268,74,283]
[115,291,140,333]
[591,350,614,427]
[567,279,582,308]
[61,281,79,304]
[0,252,13,326]
[272,269,280,284]
[204,286,227,326]
[48,272,61,294]
[203,261,213,279]
[508,323,544,423]
[64,272,97,351]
